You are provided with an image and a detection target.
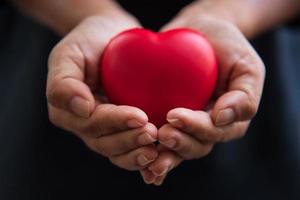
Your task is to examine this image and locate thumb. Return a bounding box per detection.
[212,55,265,126]
[46,43,95,118]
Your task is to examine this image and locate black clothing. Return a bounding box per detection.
[0,1,300,199]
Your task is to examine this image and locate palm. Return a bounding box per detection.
[142,16,265,185]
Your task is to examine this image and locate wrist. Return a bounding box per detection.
[76,14,140,39]
[56,6,140,35]
[14,0,140,35]
[177,0,300,39]
[175,1,256,38]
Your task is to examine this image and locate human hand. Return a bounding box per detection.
[46,16,159,171]
[141,2,265,185]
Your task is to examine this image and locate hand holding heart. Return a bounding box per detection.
[99,13,264,184]
[138,15,265,185]
[46,5,265,186]
[47,16,161,172]
[101,28,218,128]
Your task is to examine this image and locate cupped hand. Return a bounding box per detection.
[141,6,265,185]
[47,16,159,171]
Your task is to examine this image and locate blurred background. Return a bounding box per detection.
[0,0,300,199]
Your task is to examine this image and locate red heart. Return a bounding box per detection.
[101,28,218,127]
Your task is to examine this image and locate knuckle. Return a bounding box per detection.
[234,56,263,121]
[244,96,258,119]
[46,80,66,108]
[147,145,158,156]
[46,82,58,105]
[47,105,78,133]
[235,91,259,121]
[86,139,110,157]
[235,53,261,76]
[48,109,59,126]
[215,133,226,143]
[200,145,213,157]
[137,146,157,160]
[180,141,213,160]
[75,123,91,136]
[192,144,214,159]
[108,157,121,168]
[236,130,247,140]
[108,157,116,165]
[87,105,116,135]
[202,128,219,143]
[158,124,171,140]
[47,108,67,131]
[48,45,59,66]
[95,104,117,122]
[220,122,249,143]
[135,147,147,156]
[118,105,138,114]
[177,141,192,159]
[94,143,110,157]
[49,41,83,66]
[234,125,248,140]
[113,136,133,153]
[251,57,265,76]
[108,157,134,171]
[80,119,99,137]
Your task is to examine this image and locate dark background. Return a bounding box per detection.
[0,1,300,199]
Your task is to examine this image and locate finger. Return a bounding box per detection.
[167,108,250,143]
[140,169,167,186]
[212,55,265,126]
[109,145,158,171]
[87,104,149,137]
[48,104,85,134]
[148,148,182,177]
[159,124,214,160]
[141,146,182,185]
[153,175,167,186]
[84,123,157,157]
[48,104,149,138]
[47,44,95,118]
[140,169,156,185]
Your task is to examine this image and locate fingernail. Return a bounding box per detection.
[144,178,154,185]
[127,119,144,128]
[70,97,90,118]
[138,133,157,145]
[137,155,153,166]
[143,176,154,185]
[215,108,235,126]
[167,118,184,128]
[153,168,168,176]
[140,171,153,185]
[160,139,177,149]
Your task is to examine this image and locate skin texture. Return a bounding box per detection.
[141,15,266,185]
[140,0,299,185]
[46,16,164,171]
[12,0,300,186]
[13,0,138,34]
[191,0,300,39]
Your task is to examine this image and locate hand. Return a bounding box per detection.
[47,16,159,171]
[141,3,265,185]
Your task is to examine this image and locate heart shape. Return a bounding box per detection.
[101,28,218,127]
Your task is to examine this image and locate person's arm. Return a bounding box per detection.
[11,0,138,34]
[175,0,300,38]
[9,0,160,173]
[142,0,300,186]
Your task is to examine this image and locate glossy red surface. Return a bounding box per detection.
[101,28,218,127]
